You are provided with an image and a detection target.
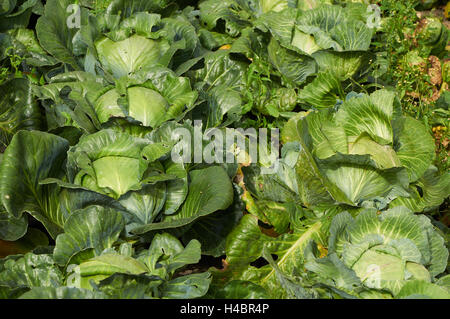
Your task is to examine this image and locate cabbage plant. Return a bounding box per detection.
[0,207,212,299]
[305,206,449,299]
[281,89,450,210]
[34,67,197,131]
[0,128,234,238]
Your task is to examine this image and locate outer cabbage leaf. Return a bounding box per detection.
[181,186,244,257]
[0,78,44,148]
[105,0,175,19]
[0,0,41,32]
[281,112,354,206]
[0,131,69,237]
[215,214,326,298]
[19,286,107,299]
[390,167,450,212]
[6,27,59,67]
[0,211,28,241]
[131,166,233,234]
[207,280,269,299]
[393,116,436,182]
[161,272,212,299]
[396,280,450,299]
[0,253,63,289]
[33,71,105,133]
[297,72,342,109]
[199,0,250,37]
[35,0,87,69]
[66,233,211,299]
[267,37,317,85]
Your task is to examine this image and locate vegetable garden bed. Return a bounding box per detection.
[0,0,449,299]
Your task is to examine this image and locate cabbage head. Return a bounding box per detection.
[305,206,449,299]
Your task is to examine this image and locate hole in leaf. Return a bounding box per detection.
[258,220,272,229]
[250,254,278,268]
[416,185,424,197]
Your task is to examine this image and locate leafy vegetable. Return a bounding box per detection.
[0,0,447,300]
